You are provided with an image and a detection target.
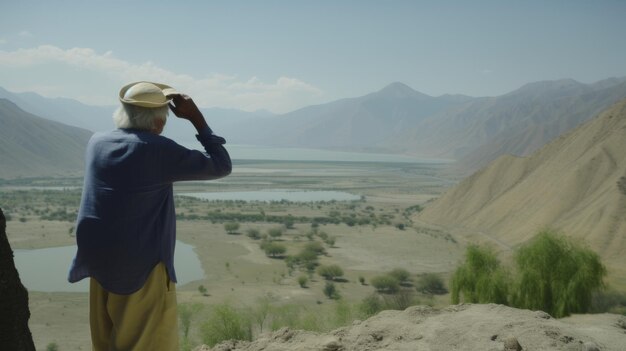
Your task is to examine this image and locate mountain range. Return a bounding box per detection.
[1,77,626,178]
[0,99,92,178]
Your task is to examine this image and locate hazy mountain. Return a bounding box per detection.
[0,86,272,146]
[0,87,116,133]
[3,78,626,170]
[0,99,92,179]
[418,98,626,269]
[233,82,473,151]
[394,78,626,171]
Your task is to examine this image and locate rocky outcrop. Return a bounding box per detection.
[0,208,35,350]
[195,304,626,351]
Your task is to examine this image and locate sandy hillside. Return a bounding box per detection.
[417,98,626,271]
[195,304,626,351]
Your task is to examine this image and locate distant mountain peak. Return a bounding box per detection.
[377,82,429,99]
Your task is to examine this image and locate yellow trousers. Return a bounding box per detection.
[89,263,179,351]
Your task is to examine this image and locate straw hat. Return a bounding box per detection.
[119,81,179,107]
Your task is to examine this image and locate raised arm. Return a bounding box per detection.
[167,94,232,179]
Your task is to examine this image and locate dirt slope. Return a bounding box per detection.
[196,304,626,351]
[417,98,626,272]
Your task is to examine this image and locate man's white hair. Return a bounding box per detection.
[113,103,169,131]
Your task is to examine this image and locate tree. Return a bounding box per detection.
[246,228,261,240]
[450,245,509,305]
[262,242,286,258]
[512,230,606,318]
[224,221,240,234]
[303,241,326,256]
[370,275,400,294]
[268,227,283,240]
[317,264,344,281]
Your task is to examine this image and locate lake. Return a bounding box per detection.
[13,240,204,292]
[178,189,362,202]
[184,143,453,164]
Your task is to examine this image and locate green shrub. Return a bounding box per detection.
[298,275,308,288]
[268,227,284,239]
[382,289,418,310]
[359,293,384,317]
[262,241,287,258]
[451,245,509,305]
[370,275,400,294]
[246,228,261,240]
[201,304,252,347]
[304,241,326,256]
[389,268,411,285]
[512,230,606,318]
[416,273,448,295]
[324,282,340,299]
[317,264,344,281]
[224,221,240,234]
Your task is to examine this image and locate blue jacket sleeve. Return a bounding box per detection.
[165,127,232,182]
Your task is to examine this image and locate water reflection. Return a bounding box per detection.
[13,240,203,292]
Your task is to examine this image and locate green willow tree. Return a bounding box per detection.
[512,230,606,318]
[451,245,509,305]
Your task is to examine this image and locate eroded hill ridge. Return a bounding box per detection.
[418,98,626,268]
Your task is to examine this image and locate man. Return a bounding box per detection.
[68,81,232,350]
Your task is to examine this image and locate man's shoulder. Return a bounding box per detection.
[91,129,176,146]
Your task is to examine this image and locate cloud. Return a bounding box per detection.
[18,30,33,37]
[0,38,6,45]
[0,45,324,113]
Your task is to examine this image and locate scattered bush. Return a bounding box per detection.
[416,273,448,295]
[262,241,287,258]
[358,276,366,285]
[298,275,308,288]
[359,293,384,317]
[198,285,209,296]
[370,275,400,294]
[268,227,284,240]
[324,281,340,299]
[389,268,411,285]
[246,228,261,240]
[382,289,418,310]
[317,264,344,281]
[224,221,240,234]
[324,236,336,247]
[304,241,326,256]
[201,304,252,347]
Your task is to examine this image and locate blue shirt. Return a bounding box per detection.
[68,127,231,294]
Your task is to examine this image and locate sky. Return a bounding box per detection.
[1,0,625,114]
